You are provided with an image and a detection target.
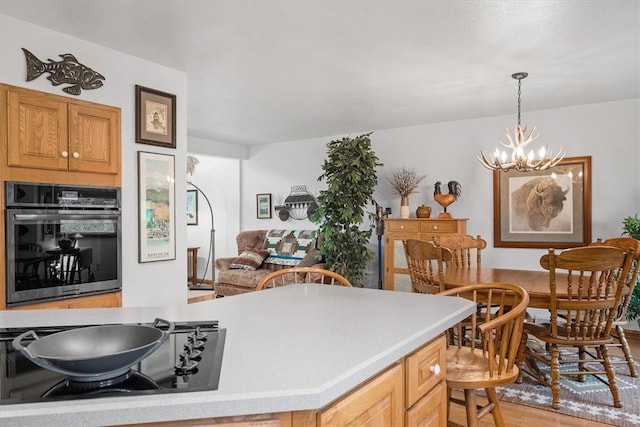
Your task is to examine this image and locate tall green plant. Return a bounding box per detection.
[622,214,640,321]
[312,132,382,284]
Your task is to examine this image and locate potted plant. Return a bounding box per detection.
[311,132,382,285]
[386,167,426,218]
[622,214,640,325]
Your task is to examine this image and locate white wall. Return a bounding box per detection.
[0,14,190,307]
[242,99,640,288]
[186,155,241,282]
[3,13,639,297]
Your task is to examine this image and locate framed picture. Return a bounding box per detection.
[493,156,591,248]
[138,151,176,262]
[256,193,272,219]
[186,189,198,225]
[135,85,176,148]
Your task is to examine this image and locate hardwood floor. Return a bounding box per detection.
[187,289,216,304]
[447,333,639,426]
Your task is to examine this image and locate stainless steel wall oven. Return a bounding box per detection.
[5,182,121,307]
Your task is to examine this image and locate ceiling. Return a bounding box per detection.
[1,0,639,146]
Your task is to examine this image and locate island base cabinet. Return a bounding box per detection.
[405,381,447,427]
[317,362,404,426]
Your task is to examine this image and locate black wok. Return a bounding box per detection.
[13,318,173,382]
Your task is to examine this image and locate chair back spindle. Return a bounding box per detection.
[434,234,487,269]
[256,267,352,290]
[402,239,452,294]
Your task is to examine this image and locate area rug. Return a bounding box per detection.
[495,358,640,426]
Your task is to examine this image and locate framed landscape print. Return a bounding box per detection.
[493,156,591,248]
[186,189,198,225]
[135,85,176,148]
[257,193,272,219]
[138,151,176,262]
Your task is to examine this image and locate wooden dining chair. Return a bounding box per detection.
[438,282,529,427]
[518,245,634,409]
[256,267,352,290]
[15,243,47,284]
[434,234,487,269]
[402,239,453,294]
[589,237,640,377]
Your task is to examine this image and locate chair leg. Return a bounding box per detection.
[549,344,561,409]
[578,346,587,382]
[463,389,479,427]
[485,387,505,427]
[600,344,622,408]
[616,325,639,378]
[516,332,528,383]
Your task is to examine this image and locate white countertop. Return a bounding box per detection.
[0,285,475,426]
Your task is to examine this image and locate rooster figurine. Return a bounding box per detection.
[433,180,461,219]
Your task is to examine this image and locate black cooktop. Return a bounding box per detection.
[0,321,225,405]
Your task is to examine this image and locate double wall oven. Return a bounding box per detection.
[5,181,121,307]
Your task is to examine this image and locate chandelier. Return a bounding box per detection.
[477,72,565,172]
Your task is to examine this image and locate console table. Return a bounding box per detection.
[187,246,199,286]
[384,218,468,291]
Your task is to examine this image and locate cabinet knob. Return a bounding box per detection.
[433,225,438,230]
[61,151,69,158]
[72,152,80,159]
[400,225,404,230]
[430,364,441,375]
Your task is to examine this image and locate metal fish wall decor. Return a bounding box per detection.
[22,48,105,95]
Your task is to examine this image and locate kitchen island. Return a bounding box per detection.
[0,285,475,426]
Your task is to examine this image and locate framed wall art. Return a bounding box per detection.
[135,85,176,148]
[138,151,176,262]
[493,156,591,248]
[186,189,198,225]
[256,193,272,219]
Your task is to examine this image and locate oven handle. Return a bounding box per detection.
[13,213,120,221]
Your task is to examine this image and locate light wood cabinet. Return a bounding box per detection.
[405,336,447,427]
[5,84,120,176]
[6,292,121,310]
[384,218,468,291]
[291,334,447,427]
[318,362,404,426]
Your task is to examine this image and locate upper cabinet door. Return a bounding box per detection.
[69,103,120,175]
[7,88,68,171]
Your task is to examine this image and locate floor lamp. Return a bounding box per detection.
[187,180,215,291]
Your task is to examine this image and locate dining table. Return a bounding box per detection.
[443,267,579,309]
[443,267,630,310]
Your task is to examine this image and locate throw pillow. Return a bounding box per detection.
[297,247,321,267]
[229,247,270,270]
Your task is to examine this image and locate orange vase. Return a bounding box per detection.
[416,205,432,218]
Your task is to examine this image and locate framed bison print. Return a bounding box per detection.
[493,156,591,248]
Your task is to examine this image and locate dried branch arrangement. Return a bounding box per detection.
[386,167,426,198]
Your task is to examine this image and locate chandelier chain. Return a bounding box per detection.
[517,78,522,129]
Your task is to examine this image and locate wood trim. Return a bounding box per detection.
[6,291,121,310]
[188,292,216,304]
[623,327,640,340]
[125,412,292,426]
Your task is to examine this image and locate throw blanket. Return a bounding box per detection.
[263,229,317,266]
